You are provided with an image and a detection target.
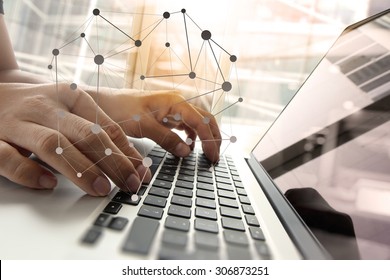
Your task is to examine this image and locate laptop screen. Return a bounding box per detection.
[253,9,390,259]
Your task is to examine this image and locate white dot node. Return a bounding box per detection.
[230,136,237,143]
[174,113,181,121]
[77,172,82,178]
[163,117,169,123]
[131,194,139,201]
[55,147,63,155]
[132,114,141,122]
[185,138,193,145]
[129,142,135,148]
[91,124,102,134]
[105,148,112,156]
[142,157,153,168]
[203,117,210,124]
[208,167,213,172]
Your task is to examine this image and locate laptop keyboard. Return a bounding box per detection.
[82,146,271,259]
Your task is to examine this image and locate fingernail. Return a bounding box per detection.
[136,164,152,183]
[174,143,191,157]
[126,174,141,192]
[39,173,57,189]
[92,176,111,196]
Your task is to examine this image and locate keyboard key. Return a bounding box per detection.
[171,195,192,207]
[103,202,122,214]
[222,217,245,231]
[93,213,111,227]
[81,228,102,244]
[194,218,219,233]
[223,229,248,246]
[149,187,170,198]
[215,171,230,178]
[148,150,166,158]
[232,175,241,182]
[197,176,214,184]
[159,166,177,176]
[156,173,174,182]
[218,189,236,199]
[245,215,260,227]
[216,183,234,192]
[227,246,252,260]
[220,207,241,219]
[214,166,228,173]
[236,188,247,196]
[143,195,167,208]
[196,198,216,209]
[179,169,195,176]
[162,229,188,247]
[137,186,148,196]
[216,177,231,184]
[168,205,191,218]
[195,207,217,220]
[196,189,215,200]
[112,191,140,206]
[219,197,239,208]
[197,171,213,178]
[255,241,272,259]
[234,181,244,188]
[242,204,255,214]
[197,182,214,191]
[165,216,190,232]
[152,179,172,189]
[138,205,164,219]
[122,217,160,255]
[195,231,219,249]
[177,174,194,183]
[230,170,239,176]
[249,227,266,241]
[108,217,128,231]
[175,179,194,189]
[173,187,193,198]
[239,195,251,205]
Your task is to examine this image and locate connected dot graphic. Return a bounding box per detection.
[48,8,242,199]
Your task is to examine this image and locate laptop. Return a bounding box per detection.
[0,9,389,260]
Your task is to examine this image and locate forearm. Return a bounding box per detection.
[0,69,50,84]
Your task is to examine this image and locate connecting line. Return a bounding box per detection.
[213,100,240,117]
[142,18,164,41]
[185,13,203,31]
[182,13,193,71]
[193,40,205,71]
[145,73,188,79]
[210,39,232,56]
[98,14,136,42]
[96,65,100,124]
[208,40,225,82]
[83,37,96,55]
[105,45,136,59]
[55,56,60,147]
[59,36,81,50]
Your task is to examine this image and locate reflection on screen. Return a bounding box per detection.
[254,10,390,259]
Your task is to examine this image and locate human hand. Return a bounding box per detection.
[0,83,151,196]
[97,90,222,163]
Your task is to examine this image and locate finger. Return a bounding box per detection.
[158,97,222,162]
[137,116,192,158]
[57,113,151,192]
[8,122,112,196]
[64,87,152,185]
[0,140,57,190]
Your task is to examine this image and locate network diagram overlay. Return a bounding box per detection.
[48,8,242,198]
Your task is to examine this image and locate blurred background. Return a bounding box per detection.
[3,0,389,149]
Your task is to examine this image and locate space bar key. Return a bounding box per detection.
[122,217,160,255]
